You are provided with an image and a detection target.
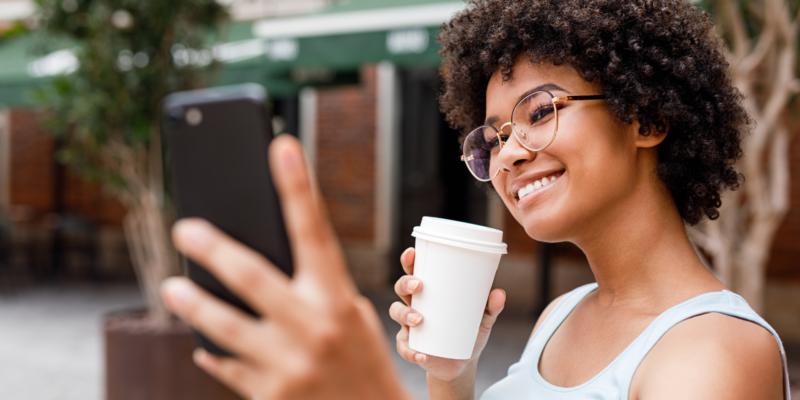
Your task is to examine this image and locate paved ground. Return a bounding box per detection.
[0,283,530,399]
[0,283,797,399]
[0,283,143,400]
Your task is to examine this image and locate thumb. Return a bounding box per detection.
[480,288,506,332]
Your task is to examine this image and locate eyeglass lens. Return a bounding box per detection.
[462,91,558,181]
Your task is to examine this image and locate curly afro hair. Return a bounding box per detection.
[438,0,747,225]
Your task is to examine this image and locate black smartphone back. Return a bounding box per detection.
[163,83,293,356]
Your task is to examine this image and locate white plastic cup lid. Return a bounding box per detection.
[411,217,507,254]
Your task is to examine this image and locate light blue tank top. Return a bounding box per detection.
[481,282,791,400]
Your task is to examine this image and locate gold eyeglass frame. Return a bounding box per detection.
[460,90,605,182]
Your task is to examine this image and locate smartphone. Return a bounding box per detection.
[163,83,293,356]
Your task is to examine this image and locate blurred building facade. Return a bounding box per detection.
[0,0,34,24]
[222,0,329,19]
[0,0,329,21]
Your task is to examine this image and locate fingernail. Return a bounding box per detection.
[414,353,426,363]
[193,348,207,364]
[162,278,193,308]
[175,220,212,249]
[281,143,302,171]
[407,279,420,292]
[407,312,421,325]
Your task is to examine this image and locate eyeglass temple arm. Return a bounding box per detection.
[553,94,606,103]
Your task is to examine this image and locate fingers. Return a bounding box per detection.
[388,301,423,327]
[388,301,427,365]
[171,219,308,326]
[393,275,422,306]
[486,288,506,316]
[395,326,428,365]
[192,349,262,399]
[400,247,415,275]
[161,277,265,359]
[268,135,353,294]
[479,288,506,333]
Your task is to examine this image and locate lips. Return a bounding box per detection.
[518,172,564,201]
[510,169,566,201]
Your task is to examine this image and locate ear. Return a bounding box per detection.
[636,131,667,149]
[631,122,667,149]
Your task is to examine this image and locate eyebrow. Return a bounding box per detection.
[484,83,569,126]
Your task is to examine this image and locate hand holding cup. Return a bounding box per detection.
[389,246,507,383]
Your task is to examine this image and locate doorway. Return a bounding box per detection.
[391,67,488,281]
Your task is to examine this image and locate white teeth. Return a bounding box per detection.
[516,173,562,200]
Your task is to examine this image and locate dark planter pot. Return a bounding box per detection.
[104,310,241,400]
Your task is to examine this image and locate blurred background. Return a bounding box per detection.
[0,0,797,399]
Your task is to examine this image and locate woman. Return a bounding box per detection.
[161,0,790,399]
[389,0,791,399]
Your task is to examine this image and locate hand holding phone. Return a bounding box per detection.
[163,84,293,356]
[160,136,410,399]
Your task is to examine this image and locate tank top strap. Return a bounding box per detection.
[612,289,792,400]
[521,282,599,361]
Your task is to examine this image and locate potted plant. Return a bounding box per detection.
[33,1,238,398]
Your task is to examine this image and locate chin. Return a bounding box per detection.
[522,219,567,243]
[515,208,572,243]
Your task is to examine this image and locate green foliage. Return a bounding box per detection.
[33,0,228,192]
[0,21,29,41]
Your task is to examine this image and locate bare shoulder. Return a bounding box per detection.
[636,312,784,400]
[529,292,569,339]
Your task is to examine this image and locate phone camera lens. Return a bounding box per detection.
[186,108,203,126]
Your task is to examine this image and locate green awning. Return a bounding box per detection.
[0,1,465,107]
[252,1,464,78]
[0,33,73,107]
[0,21,284,107]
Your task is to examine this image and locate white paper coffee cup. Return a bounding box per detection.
[407,217,507,360]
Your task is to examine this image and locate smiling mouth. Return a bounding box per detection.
[514,170,565,201]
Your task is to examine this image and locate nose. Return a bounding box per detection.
[495,132,536,176]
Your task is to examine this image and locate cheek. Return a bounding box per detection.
[488,115,638,241]
[522,122,635,239]
[559,128,638,215]
[559,114,632,181]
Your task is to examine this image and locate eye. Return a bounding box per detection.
[480,131,507,149]
[528,103,556,125]
[484,133,509,151]
[484,135,501,151]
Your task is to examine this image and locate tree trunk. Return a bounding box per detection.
[688,0,798,313]
[122,184,179,325]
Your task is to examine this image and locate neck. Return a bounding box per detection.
[571,159,723,310]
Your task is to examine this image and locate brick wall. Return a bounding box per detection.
[61,171,127,226]
[767,123,800,280]
[9,109,54,211]
[314,65,377,244]
[9,109,126,226]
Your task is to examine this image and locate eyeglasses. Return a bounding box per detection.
[460,90,605,182]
